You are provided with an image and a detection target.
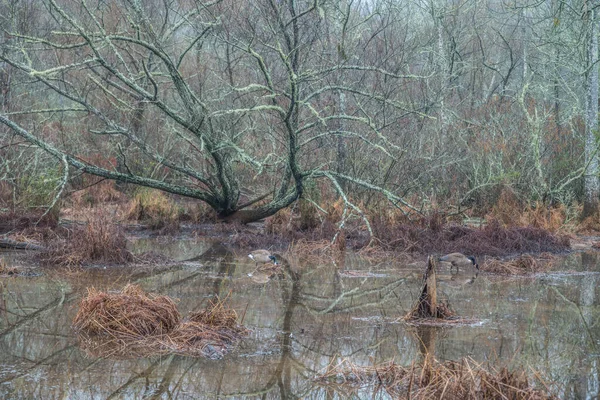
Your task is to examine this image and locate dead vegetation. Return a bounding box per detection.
[316,357,558,399]
[69,178,123,208]
[482,254,555,275]
[73,284,180,337]
[125,188,180,232]
[39,212,132,266]
[487,189,573,233]
[262,195,571,256]
[371,217,570,257]
[73,285,248,358]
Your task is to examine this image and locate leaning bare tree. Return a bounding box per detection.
[0,0,426,224]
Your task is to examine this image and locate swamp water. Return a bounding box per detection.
[0,237,599,399]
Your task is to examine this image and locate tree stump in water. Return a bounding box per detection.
[417,256,438,317]
[405,255,455,320]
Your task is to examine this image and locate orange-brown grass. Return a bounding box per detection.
[73,284,180,338]
[288,239,341,260]
[577,204,600,233]
[39,212,132,266]
[487,189,570,233]
[179,199,217,223]
[488,188,524,227]
[483,254,555,275]
[125,188,180,231]
[73,285,248,358]
[520,202,568,233]
[69,178,123,208]
[189,296,240,328]
[373,218,570,257]
[316,357,557,399]
[265,198,344,240]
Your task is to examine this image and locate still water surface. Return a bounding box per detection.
[0,237,599,399]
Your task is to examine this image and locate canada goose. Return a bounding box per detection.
[438,253,479,272]
[248,249,278,266]
[248,250,278,277]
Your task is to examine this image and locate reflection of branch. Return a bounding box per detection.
[106,358,167,400]
[0,290,78,339]
[0,345,76,384]
[550,286,597,352]
[302,278,405,314]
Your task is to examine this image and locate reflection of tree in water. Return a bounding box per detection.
[184,242,238,297]
[4,244,600,398]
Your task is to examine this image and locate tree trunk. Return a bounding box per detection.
[583,1,600,219]
[417,256,438,318]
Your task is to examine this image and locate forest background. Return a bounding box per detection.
[1,0,599,240]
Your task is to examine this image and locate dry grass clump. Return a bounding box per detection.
[39,212,132,266]
[265,198,344,242]
[125,188,180,231]
[168,297,250,353]
[189,297,241,328]
[73,284,180,338]
[483,254,554,275]
[287,239,343,261]
[316,357,557,399]
[73,285,248,358]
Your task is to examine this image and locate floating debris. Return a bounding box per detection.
[338,270,387,278]
[483,254,555,275]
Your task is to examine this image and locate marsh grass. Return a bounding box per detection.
[317,357,557,399]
